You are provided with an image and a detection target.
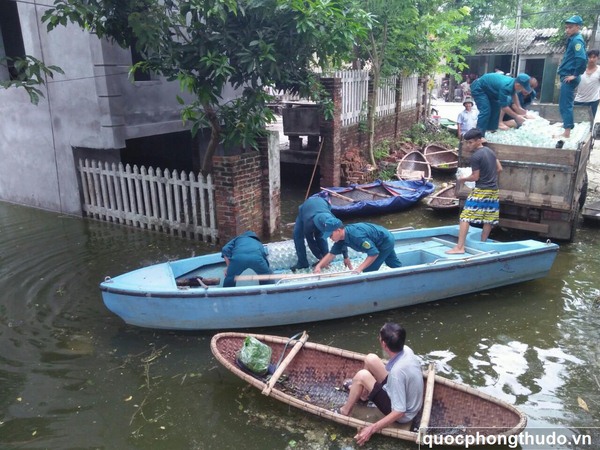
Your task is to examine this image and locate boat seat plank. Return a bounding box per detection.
[430,237,483,254]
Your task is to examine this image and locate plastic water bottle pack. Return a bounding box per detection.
[485,115,590,149]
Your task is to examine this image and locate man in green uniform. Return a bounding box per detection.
[221,231,272,287]
[291,197,335,271]
[556,15,588,138]
[313,221,401,274]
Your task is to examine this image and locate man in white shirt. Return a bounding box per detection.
[574,49,600,121]
[457,97,478,138]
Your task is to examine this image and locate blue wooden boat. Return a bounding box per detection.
[314,179,434,217]
[99,225,559,330]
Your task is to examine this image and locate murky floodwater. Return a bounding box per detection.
[1,179,600,449]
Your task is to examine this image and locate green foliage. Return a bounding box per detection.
[373,140,391,160]
[0,56,64,105]
[376,166,396,181]
[401,123,459,148]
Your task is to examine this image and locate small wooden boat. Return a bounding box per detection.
[426,183,460,212]
[211,332,527,445]
[582,200,600,222]
[396,150,431,180]
[439,118,458,136]
[99,225,559,330]
[315,179,434,217]
[423,144,458,173]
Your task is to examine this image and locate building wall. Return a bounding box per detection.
[0,2,197,215]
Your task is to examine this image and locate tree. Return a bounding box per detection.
[42,0,371,174]
[353,0,470,165]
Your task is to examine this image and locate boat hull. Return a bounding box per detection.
[100,226,559,330]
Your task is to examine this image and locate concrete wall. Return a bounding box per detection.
[0,1,197,215]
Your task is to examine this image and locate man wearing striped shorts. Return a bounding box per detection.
[447,128,503,254]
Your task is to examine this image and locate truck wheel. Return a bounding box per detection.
[579,173,588,209]
[569,202,581,242]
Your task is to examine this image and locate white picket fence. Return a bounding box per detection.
[334,70,419,126]
[78,159,218,242]
[268,70,419,127]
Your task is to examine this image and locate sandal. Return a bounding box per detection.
[342,378,353,391]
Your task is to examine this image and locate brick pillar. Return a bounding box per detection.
[256,131,281,238]
[213,152,264,243]
[319,77,342,187]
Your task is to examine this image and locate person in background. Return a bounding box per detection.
[221,231,272,287]
[460,77,472,102]
[556,15,588,138]
[447,128,502,254]
[290,196,336,271]
[457,97,478,138]
[574,49,600,121]
[470,72,533,134]
[336,323,424,445]
[313,221,401,274]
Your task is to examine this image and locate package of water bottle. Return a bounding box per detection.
[485,116,590,149]
[456,167,475,189]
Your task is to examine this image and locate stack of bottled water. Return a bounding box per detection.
[485,113,590,149]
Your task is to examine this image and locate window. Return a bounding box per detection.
[130,37,152,82]
[0,0,26,81]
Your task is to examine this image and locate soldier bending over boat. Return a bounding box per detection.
[221,231,273,287]
[313,221,401,274]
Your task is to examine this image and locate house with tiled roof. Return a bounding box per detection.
[465,27,594,103]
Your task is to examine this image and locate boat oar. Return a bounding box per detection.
[320,187,355,203]
[427,149,458,155]
[430,196,458,201]
[305,139,325,201]
[176,277,221,287]
[235,271,352,282]
[262,331,309,396]
[354,186,391,199]
[418,363,436,444]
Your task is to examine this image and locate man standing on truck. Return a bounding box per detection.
[447,128,503,255]
[556,15,588,139]
[470,72,533,134]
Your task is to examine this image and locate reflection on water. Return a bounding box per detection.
[1,194,600,449]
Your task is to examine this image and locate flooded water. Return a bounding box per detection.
[1,179,600,449]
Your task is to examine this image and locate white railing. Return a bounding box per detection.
[336,70,370,127]
[335,70,418,126]
[375,75,398,117]
[78,159,218,242]
[400,76,418,110]
[267,70,418,127]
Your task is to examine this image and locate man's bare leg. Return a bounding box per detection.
[481,223,493,242]
[446,221,470,254]
[339,369,375,416]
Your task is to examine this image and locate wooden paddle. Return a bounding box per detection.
[418,363,436,444]
[430,196,458,201]
[262,331,309,396]
[427,149,458,155]
[176,277,221,287]
[354,186,391,198]
[235,271,352,281]
[320,187,355,203]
